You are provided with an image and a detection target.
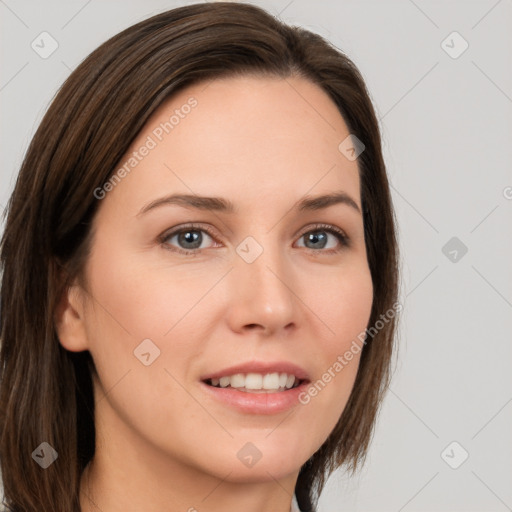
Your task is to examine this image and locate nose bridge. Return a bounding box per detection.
[229,234,297,332]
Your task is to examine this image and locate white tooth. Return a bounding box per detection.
[279,373,288,388]
[285,374,295,389]
[219,376,230,388]
[211,377,220,387]
[262,373,280,390]
[245,373,263,389]
[230,373,245,388]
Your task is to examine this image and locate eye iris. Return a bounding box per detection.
[305,231,327,249]
[178,230,202,249]
[171,228,337,252]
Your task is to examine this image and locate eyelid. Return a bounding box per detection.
[158,223,220,254]
[296,223,349,244]
[295,223,351,253]
[159,222,350,255]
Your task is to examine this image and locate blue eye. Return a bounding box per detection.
[161,225,217,255]
[160,223,350,256]
[296,224,350,253]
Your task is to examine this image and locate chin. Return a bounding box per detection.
[215,461,302,484]
[197,439,312,483]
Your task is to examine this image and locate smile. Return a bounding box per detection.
[205,372,303,393]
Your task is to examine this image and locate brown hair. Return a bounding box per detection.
[0,3,400,511]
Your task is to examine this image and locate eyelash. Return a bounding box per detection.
[159,223,350,257]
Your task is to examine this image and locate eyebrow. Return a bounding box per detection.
[137,191,361,217]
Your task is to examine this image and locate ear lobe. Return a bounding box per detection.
[55,282,89,352]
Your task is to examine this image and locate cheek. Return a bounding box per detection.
[311,261,374,348]
[301,263,373,413]
[85,241,215,339]
[82,242,222,396]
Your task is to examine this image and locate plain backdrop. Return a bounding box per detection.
[1,1,511,511]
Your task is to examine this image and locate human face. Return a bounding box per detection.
[66,75,373,486]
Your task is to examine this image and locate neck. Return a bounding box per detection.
[80,383,298,512]
[80,457,298,512]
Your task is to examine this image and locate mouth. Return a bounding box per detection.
[199,363,311,414]
[203,372,306,393]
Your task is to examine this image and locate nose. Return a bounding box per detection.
[224,242,298,337]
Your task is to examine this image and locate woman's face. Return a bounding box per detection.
[61,75,373,485]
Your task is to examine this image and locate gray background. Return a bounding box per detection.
[1,1,511,511]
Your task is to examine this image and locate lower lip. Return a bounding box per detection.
[200,381,309,415]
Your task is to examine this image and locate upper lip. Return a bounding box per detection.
[200,361,310,382]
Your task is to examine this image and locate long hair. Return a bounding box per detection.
[0,3,400,511]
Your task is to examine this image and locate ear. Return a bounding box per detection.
[55,280,90,352]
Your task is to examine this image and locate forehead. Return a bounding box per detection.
[150,74,354,157]
[100,75,361,215]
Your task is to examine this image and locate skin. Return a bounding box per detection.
[56,75,373,512]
